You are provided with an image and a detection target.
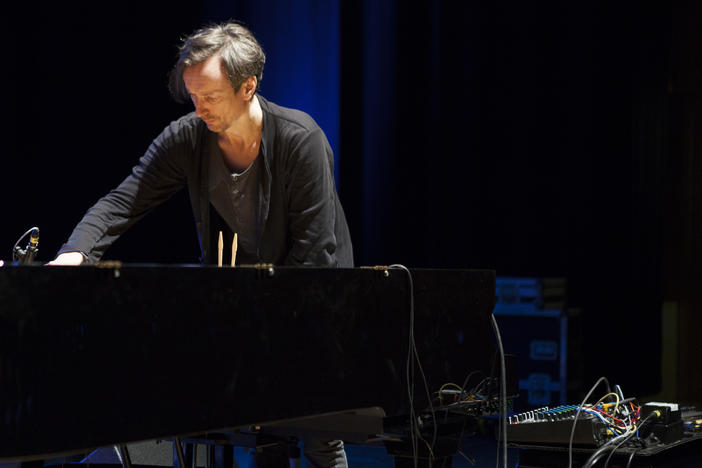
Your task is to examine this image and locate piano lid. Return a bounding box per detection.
[0,265,496,461]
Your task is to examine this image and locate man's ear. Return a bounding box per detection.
[243,76,257,100]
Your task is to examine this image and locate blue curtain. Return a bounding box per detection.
[202,0,341,184]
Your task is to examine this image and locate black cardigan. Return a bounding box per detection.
[59,96,353,267]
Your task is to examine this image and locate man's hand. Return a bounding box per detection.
[47,252,85,266]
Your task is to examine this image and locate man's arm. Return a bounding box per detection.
[283,128,343,267]
[55,120,193,263]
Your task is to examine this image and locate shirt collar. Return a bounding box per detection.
[208,134,229,192]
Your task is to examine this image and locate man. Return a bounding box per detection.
[51,21,352,468]
[51,21,352,269]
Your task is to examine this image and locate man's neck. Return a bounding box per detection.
[217,95,263,172]
[219,95,263,147]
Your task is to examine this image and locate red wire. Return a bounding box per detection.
[586,406,629,428]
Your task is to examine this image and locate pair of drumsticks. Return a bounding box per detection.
[217,231,237,267]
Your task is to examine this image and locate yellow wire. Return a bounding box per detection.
[594,392,621,415]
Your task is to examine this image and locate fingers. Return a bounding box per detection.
[47,252,85,266]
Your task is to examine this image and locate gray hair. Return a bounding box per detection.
[169,21,265,102]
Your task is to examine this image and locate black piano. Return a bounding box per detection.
[0,264,503,465]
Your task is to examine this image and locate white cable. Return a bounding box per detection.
[490,314,508,468]
[568,376,611,468]
[390,264,436,467]
[113,446,123,465]
[614,384,624,401]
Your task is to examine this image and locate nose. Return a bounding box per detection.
[191,96,208,118]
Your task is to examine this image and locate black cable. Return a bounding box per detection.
[460,370,485,398]
[602,411,660,468]
[11,226,39,262]
[568,376,611,468]
[583,441,622,468]
[583,406,659,468]
[601,433,636,468]
[625,448,639,468]
[583,427,640,468]
[485,349,501,402]
[469,377,492,403]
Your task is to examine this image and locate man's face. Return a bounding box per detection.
[182,55,245,133]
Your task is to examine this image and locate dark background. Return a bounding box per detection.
[2,1,700,404]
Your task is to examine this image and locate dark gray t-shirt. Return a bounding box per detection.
[208,134,260,264]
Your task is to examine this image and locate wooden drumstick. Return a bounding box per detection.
[231,233,238,266]
[217,231,223,267]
